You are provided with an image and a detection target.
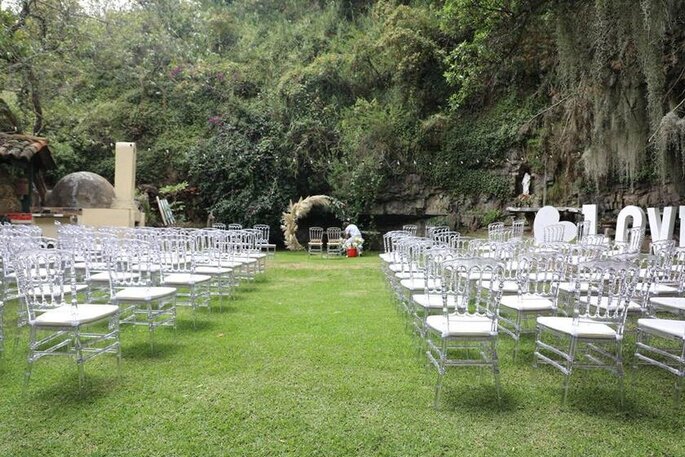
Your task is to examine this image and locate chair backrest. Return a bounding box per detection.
[309,227,324,242]
[212,223,227,230]
[14,249,78,320]
[428,226,449,240]
[104,240,160,291]
[402,224,418,236]
[434,230,460,248]
[157,233,196,273]
[441,258,504,323]
[516,253,564,297]
[227,223,243,231]
[488,222,505,242]
[573,259,639,327]
[576,220,591,242]
[511,219,526,240]
[625,226,645,254]
[326,227,342,241]
[543,223,565,243]
[254,224,270,243]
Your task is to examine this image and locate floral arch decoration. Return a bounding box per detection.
[281,195,347,251]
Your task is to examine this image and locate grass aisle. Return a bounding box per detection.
[0,251,683,456]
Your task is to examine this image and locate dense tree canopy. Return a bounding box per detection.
[1,0,684,228]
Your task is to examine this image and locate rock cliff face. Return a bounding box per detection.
[364,168,685,235]
[366,173,509,233]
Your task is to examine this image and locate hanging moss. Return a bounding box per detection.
[549,0,678,189]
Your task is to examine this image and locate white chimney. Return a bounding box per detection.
[113,142,137,209]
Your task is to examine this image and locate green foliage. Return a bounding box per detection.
[421,95,535,198]
[481,208,503,227]
[186,111,295,227]
[3,0,682,224]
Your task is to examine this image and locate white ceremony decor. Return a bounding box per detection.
[281,195,346,251]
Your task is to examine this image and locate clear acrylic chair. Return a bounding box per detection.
[105,240,177,352]
[488,222,505,242]
[158,233,212,328]
[191,230,236,308]
[534,259,638,403]
[14,248,121,388]
[610,225,645,259]
[326,227,343,256]
[227,223,242,230]
[425,258,504,408]
[634,312,685,402]
[498,253,564,358]
[511,219,526,240]
[308,227,324,255]
[410,245,458,336]
[254,224,276,255]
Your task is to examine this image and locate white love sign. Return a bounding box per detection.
[615,206,646,243]
[533,206,577,244]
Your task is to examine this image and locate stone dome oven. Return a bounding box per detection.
[45,171,115,208]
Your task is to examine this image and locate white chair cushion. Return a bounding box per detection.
[89,271,139,282]
[643,283,679,296]
[557,281,592,294]
[195,266,233,275]
[33,304,119,327]
[480,279,519,293]
[389,262,420,273]
[379,253,399,263]
[400,278,440,292]
[650,296,685,312]
[412,293,458,310]
[162,273,212,285]
[536,316,617,339]
[579,295,642,312]
[115,287,177,301]
[425,314,496,338]
[231,257,258,265]
[74,261,108,272]
[395,271,425,280]
[500,294,555,311]
[637,318,685,339]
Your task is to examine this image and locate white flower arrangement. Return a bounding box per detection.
[348,236,364,249]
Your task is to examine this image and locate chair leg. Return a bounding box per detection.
[491,339,502,405]
[24,326,36,388]
[433,339,447,409]
[74,329,85,389]
[615,339,625,406]
[513,312,523,362]
[433,370,444,409]
[562,337,577,405]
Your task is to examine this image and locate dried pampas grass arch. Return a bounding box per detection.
[281,195,346,251]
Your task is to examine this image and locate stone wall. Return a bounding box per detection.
[0,169,21,213]
[363,166,685,235]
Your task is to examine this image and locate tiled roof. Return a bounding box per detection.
[0,133,55,169]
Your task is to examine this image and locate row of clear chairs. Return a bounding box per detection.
[380,225,685,406]
[211,223,276,255]
[0,223,271,388]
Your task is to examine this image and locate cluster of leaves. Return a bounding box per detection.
[3,0,681,229]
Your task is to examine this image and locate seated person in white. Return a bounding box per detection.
[343,221,363,253]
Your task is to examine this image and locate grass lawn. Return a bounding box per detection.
[0,251,683,456]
